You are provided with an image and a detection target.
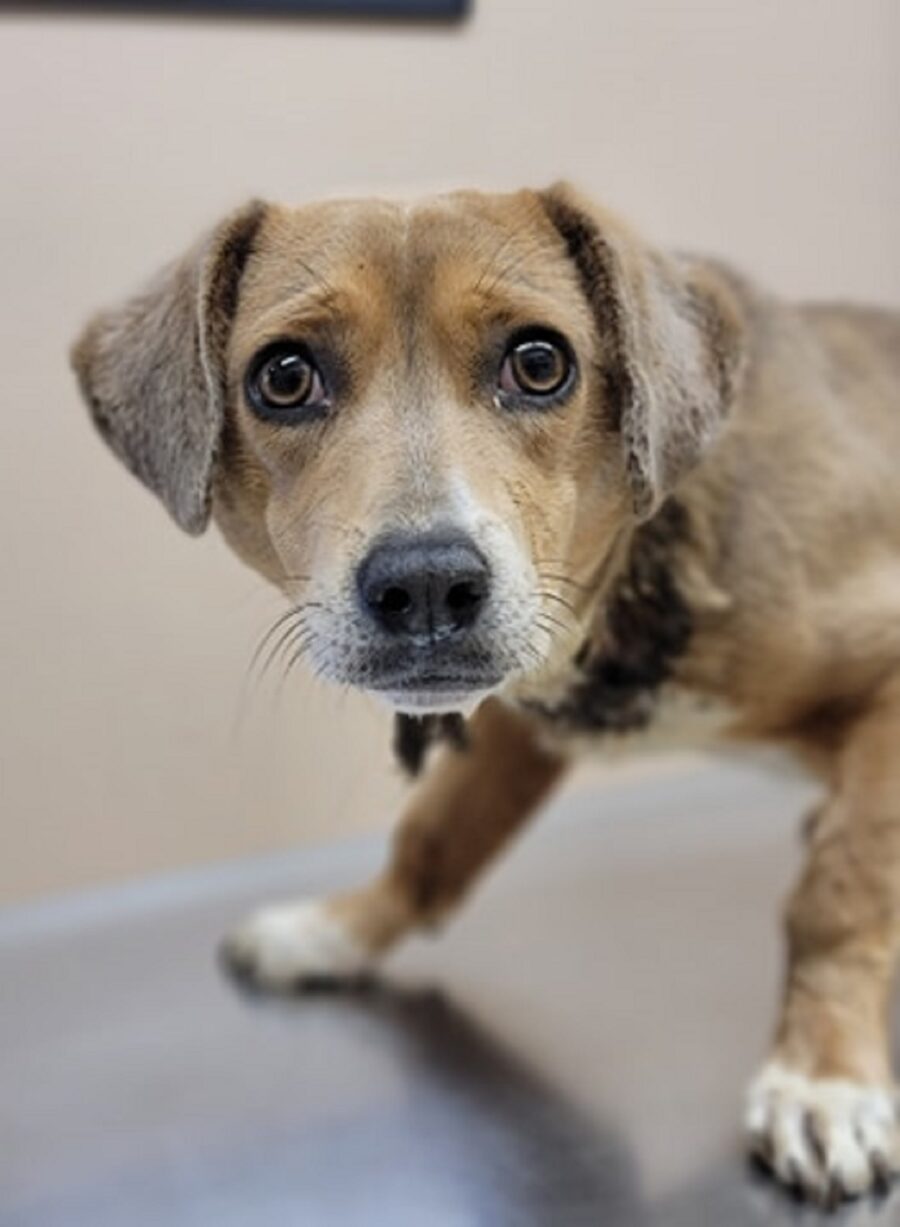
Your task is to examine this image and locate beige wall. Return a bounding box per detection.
[1,0,898,904]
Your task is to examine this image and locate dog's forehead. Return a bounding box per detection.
[237,191,585,322]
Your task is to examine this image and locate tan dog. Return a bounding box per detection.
[73,185,900,1205]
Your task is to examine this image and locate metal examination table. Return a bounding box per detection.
[3,759,899,1225]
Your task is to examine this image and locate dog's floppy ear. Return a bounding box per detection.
[71,201,266,535]
[541,184,746,519]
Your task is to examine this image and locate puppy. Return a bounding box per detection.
[73,185,900,1204]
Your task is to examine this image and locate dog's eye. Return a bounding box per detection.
[499,332,574,402]
[246,344,328,420]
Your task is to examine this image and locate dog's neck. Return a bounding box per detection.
[523,499,695,735]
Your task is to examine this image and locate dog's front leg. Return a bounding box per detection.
[223,698,567,989]
[746,680,900,1203]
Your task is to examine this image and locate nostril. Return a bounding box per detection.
[446,580,483,615]
[378,585,413,616]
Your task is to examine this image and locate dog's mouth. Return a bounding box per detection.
[354,644,506,713]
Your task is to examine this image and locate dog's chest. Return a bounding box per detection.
[517,667,736,761]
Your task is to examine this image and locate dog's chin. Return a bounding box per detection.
[361,669,504,716]
[375,684,498,716]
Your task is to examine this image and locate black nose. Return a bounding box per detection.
[357,533,491,640]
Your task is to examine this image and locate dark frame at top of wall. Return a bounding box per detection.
[5,0,469,16]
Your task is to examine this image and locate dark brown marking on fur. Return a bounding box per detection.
[201,203,267,375]
[205,205,267,460]
[573,638,591,668]
[527,500,693,734]
[540,192,633,433]
[781,688,876,763]
[393,712,469,776]
[213,204,265,327]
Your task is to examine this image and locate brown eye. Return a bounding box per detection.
[499,333,574,402]
[247,343,328,420]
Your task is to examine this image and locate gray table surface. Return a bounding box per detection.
[3,756,899,1226]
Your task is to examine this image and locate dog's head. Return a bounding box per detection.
[73,186,744,714]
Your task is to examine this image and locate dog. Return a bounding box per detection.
[72,185,900,1205]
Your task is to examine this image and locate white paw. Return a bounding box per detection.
[745,1061,900,1204]
[221,900,374,989]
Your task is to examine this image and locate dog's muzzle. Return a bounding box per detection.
[354,531,502,708]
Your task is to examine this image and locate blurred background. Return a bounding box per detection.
[1,0,898,904]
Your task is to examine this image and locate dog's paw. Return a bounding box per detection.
[745,1061,900,1205]
[220,900,375,990]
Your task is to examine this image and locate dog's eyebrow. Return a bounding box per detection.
[473,255,548,297]
[250,287,348,338]
[471,230,561,297]
[290,253,336,299]
[286,282,344,313]
[472,231,521,295]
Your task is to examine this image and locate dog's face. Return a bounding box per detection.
[219,192,622,711]
[73,187,744,714]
